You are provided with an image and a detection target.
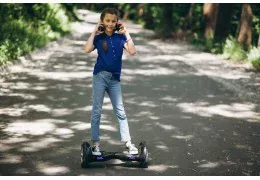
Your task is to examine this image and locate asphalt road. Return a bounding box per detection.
[0,10,260,176]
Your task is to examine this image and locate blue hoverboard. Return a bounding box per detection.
[81,141,148,168]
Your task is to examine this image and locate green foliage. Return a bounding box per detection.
[222,36,247,61]
[189,32,223,54]
[188,32,207,51]
[47,4,71,34]
[143,4,162,30]
[2,3,260,67]
[247,47,260,70]
[0,19,49,65]
[228,4,242,37]
[89,3,260,68]
[0,3,74,65]
[251,3,260,46]
[252,15,260,46]
[210,42,224,54]
[205,38,214,52]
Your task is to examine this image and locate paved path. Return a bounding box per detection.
[0,10,260,175]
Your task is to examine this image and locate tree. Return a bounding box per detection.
[203,3,219,40]
[160,4,174,37]
[257,34,260,49]
[214,4,233,42]
[183,3,195,31]
[238,3,253,49]
[142,4,156,29]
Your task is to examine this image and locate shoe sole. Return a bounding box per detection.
[92,152,102,156]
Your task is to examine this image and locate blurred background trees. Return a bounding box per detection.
[82,3,260,70]
[1,3,260,70]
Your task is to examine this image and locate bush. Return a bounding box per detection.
[0,19,49,65]
[247,47,260,70]
[222,36,247,61]
[0,3,73,65]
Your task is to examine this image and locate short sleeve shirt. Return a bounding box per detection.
[93,32,127,81]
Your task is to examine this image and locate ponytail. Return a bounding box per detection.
[101,34,108,53]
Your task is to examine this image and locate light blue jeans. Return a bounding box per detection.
[91,71,131,142]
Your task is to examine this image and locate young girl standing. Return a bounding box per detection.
[84,8,138,155]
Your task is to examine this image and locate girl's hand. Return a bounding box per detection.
[118,23,127,34]
[95,21,104,34]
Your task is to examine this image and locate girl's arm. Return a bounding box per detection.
[124,31,136,55]
[84,23,100,53]
[120,25,136,55]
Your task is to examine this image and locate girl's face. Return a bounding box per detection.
[102,13,118,34]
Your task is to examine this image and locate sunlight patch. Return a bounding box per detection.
[0,108,26,117]
[100,125,117,132]
[0,93,37,100]
[75,106,92,112]
[4,121,56,136]
[156,145,169,151]
[10,82,30,90]
[21,137,62,152]
[135,111,153,117]
[1,137,29,145]
[124,68,175,76]
[102,104,113,110]
[0,144,13,152]
[150,116,160,120]
[30,71,91,81]
[198,162,219,168]
[70,122,90,130]
[37,163,70,175]
[235,144,250,149]
[32,85,47,91]
[52,108,73,116]
[156,122,177,130]
[160,96,178,102]
[106,139,122,145]
[177,102,258,119]
[0,154,23,164]
[148,164,178,172]
[139,101,158,108]
[53,128,74,138]
[171,135,194,140]
[28,104,51,113]
[15,168,30,175]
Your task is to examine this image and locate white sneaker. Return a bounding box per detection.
[91,146,101,156]
[126,142,138,155]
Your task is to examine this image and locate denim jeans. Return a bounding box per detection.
[91,71,131,142]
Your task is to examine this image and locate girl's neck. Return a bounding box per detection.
[105,31,113,36]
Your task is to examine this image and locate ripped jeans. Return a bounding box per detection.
[90,71,131,142]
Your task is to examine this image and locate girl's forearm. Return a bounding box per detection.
[125,32,136,54]
[84,31,96,53]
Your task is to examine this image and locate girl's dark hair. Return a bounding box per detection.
[100,8,119,22]
[100,8,119,53]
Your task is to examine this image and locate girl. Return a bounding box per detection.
[84,8,138,155]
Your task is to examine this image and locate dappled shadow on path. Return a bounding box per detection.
[1,11,260,176]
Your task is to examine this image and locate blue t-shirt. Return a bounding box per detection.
[93,32,127,81]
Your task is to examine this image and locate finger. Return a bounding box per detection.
[97,30,104,34]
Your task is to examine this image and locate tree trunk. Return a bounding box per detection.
[238,3,253,49]
[137,4,144,17]
[143,4,155,29]
[160,4,174,37]
[183,3,195,31]
[203,3,219,40]
[214,4,233,42]
[258,34,260,49]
